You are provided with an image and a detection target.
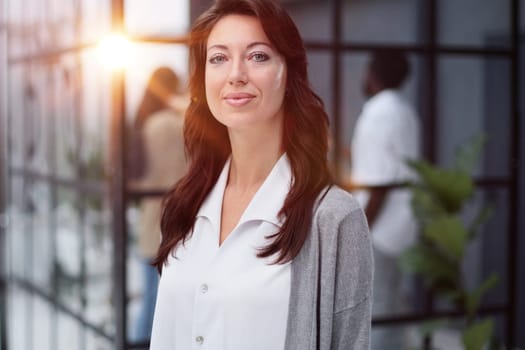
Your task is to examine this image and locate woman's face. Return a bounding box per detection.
[205,14,287,132]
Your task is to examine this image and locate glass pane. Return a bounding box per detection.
[438,0,511,48]
[29,181,53,292]
[124,42,189,125]
[476,188,508,306]
[339,53,367,176]
[42,1,80,48]
[371,322,420,350]
[26,64,54,174]
[306,52,333,126]
[125,0,190,36]
[53,58,83,179]
[437,56,511,177]
[4,64,45,175]
[427,320,475,349]
[32,297,53,350]
[57,313,82,350]
[11,64,50,173]
[54,187,82,313]
[6,1,32,58]
[7,285,30,349]
[7,176,31,279]
[342,0,422,45]
[86,329,114,350]
[372,247,422,318]
[80,0,112,44]
[7,65,32,170]
[44,48,111,182]
[79,47,112,177]
[479,56,511,179]
[43,49,110,181]
[282,1,333,42]
[83,193,114,332]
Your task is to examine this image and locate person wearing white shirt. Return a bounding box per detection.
[149,1,373,349]
[351,49,421,349]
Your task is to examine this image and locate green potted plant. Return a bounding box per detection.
[400,136,498,350]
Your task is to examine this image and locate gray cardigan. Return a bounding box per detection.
[284,186,373,349]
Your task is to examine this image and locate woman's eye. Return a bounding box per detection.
[250,52,269,62]
[209,54,227,64]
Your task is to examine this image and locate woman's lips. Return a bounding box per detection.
[224,92,255,107]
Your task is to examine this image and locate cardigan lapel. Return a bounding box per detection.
[284,186,332,350]
[285,216,320,350]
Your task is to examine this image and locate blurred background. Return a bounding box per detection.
[0,0,523,349]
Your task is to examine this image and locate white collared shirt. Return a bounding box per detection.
[150,154,292,350]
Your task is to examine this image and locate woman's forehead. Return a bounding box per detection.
[206,14,270,49]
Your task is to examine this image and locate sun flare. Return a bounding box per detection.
[96,33,134,70]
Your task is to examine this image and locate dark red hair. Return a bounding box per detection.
[153,0,332,272]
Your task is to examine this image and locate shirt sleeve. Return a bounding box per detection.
[333,208,373,349]
[331,297,371,349]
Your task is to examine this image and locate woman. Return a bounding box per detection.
[150,0,373,349]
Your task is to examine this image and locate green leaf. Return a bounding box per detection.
[400,244,457,284]
[410,185,447,224]
[465,274,499,319]
[407,160,473,213]
[423,217,468,261]
[468,205,493,240]
[454,134,486,174]
[462,319,493,350]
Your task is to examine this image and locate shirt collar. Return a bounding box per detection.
[196,157,230,234]
[196,153,292,230]
[239,153,292,227]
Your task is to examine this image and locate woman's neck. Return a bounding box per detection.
[227,128,284,191]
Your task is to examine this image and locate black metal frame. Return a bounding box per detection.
[0,0,8,347]
[0,0,521,349]
[507,0,520,345]
[109,2,128,349]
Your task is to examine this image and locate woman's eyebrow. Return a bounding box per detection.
[207,41,273,52]
[246,41,272,50]
[207,44,228,52]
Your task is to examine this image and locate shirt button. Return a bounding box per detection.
[195,336,204,345]
[200,284,208,293]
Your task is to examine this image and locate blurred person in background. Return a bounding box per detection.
[149,0,373,349]
[350,49,421,349]
[128,66,188,343]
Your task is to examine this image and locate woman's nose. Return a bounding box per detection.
[228,59,248,85]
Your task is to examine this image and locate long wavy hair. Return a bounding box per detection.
[153,0,332,273]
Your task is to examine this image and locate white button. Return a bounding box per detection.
[195,336,204,345]
[200,284,208,293]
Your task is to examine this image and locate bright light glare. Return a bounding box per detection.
[97,33,133,70]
